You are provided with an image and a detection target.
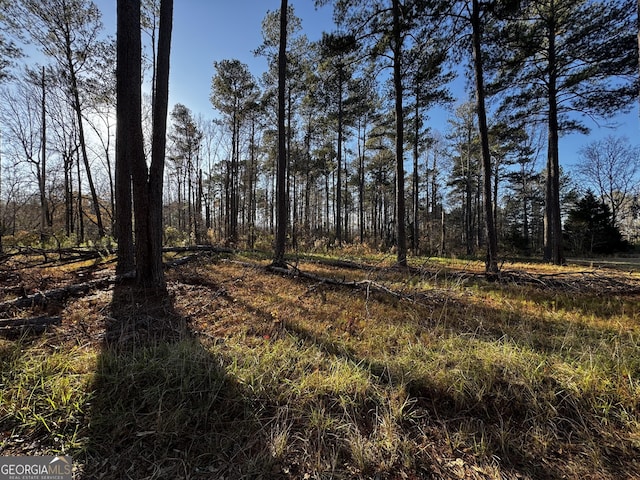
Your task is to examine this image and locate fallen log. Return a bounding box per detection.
[0,315,61,335]
[0,315,61,328]
[0,272,135,314]
[222,259,408,300]
[0,247,112,271]
[163,245,234,254]
[306,257,377,271]
[228,259,455,309]
[165,253,204,268]
[266,264,404,299]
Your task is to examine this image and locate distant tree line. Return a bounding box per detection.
[0,0,637,277]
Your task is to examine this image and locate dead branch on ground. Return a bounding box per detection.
[0,272,135,314]
[498,269,640,294]
[163,245,234,254]
[0,315,61,335]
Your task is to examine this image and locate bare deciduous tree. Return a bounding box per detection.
[13,0,107,238]
[576,135,640,228]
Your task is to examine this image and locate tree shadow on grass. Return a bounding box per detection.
[78,261,640,479]
[282,295,640,480]
[80,283,280,479]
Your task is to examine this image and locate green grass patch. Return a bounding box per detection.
[0,339,94,451]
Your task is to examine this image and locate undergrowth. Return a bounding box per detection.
[1,255,640,479]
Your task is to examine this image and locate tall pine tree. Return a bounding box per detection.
[491,0,638,264]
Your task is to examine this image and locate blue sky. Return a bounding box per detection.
[94,1,640,170]
[96,0,334,115]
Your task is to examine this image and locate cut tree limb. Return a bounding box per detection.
[0,272,135,314]
[266,264,404,299]
[163,245,234,254]
[0,315,62,335]
[0,247,112,270]
[0,315,61,329]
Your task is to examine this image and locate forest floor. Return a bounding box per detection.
[1,248,640,479]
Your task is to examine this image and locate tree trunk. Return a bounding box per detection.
[145,0,172,287]
[304,121,311,232]
[249,120,257,248]
[493,158,499,232]
[522,166,530,254]
[116,0,171,288]
[105,127,115,232]
[358,119,366,244]
[76,148,84,243]
[325,174,330,236]
[187,153,193,242]
[336,83,343,246]
[66,49,104,238]
[431,149,438,253]
[546,6,564,265]
[440,207,446,256]
[392,0,407,267]
[273,0,288,268]
[344,150,349,242]
[471,0,499,274]
[291,153,298,249]
[115,0,139,275]
[196,168,203,244]
[223,162,230,241]
[64,151,73,237]
[476,171,482,249]
[465,136,473,255]
[230,109,238,245]
[287,85,293,239]
[412,99,419,255]
[40,66,50,242]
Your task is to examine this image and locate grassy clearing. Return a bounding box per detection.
[1,254,640,478]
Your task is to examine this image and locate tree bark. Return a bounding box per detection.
[64,150,73,237]
[116,0,172,288]
[145,0,172,287]
[273,0,288,268]
[76,146,84,242]
[392,0,407,267]
[115,0,139,275]
[440,207,446,256]
[336,67,343,246]
[230,107,238,245]
[67,52,104,239]
[471,0,499,274]
[546,4,564,265]
[358,119,366,244]
[0,316,61,332]
[465,130,473,255]
[197,168,203,244]
[412,99,420,256]
[40,66,50,242]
